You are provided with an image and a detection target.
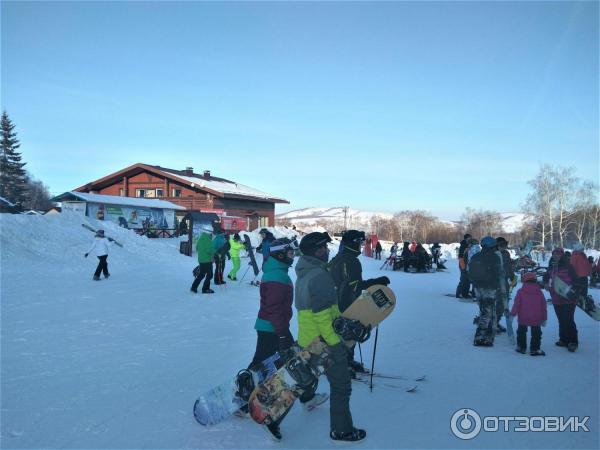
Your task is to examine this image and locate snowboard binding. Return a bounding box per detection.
[285,356,317,389]
[333,317,372,343]
[235,369,256,401]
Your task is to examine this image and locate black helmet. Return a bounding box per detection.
[496,237,508,247]
[269,238,298,266]
[341,230,366,243]
[259,228,269,235]
[299,232,332,255]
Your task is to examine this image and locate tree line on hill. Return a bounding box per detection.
[0,111,54,212]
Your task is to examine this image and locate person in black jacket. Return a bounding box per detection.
[469,236,505,346]
[400,241,412,272]
[329,230,390,375]
[495,237,515,333]
[456,233,472,298]
[374,241,382,260]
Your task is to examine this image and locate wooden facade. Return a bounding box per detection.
[73,163,288,229]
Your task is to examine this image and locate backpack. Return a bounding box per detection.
[468,251,498,286]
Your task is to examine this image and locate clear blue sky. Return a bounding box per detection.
[2,1,598,220]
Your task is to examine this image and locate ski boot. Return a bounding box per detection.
[330,427,367,442]
[530,349,546,356]
[555,340,567,347]
[567,343,578,352]
[515,347,526,354]
[349,360,368,374]
[496,324,507,334]
[202,289,215,294]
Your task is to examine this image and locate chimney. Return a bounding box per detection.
[203,170,211,178]
[185,167,193,176]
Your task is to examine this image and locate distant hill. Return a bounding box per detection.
[276,207,529,233]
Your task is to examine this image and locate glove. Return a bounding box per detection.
[374,276,391,286]
[541,321,547,328]
[84,253,88,258]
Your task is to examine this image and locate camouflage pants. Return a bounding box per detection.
[474,288,498,345]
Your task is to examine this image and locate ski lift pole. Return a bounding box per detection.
[369,326,379,392]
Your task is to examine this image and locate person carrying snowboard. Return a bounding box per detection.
[296,232,366,442]
[431,243,445,269]
[227,233,245,281]
[328,230,390,376]
[190,224,215,294]
[543,248,579,352]
[244,237,328,439]
[511,271,547,355]
[85,229,111,280]
[496,237,515,333]
[468,236,505,347]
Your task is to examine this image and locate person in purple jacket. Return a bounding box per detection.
[511,272,547,356]
[543,247,579,352]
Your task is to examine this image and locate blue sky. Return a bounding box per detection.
[2,1,598,219]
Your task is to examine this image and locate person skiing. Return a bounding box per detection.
[328,230,390,376]
[374,241,382,260]
[511,272,547,355]
[543,248,579,352]
[570,243,591,298]
[245,237,328,439]
[468,236,504,347]
[256,228,275,268]
[85,229,111,280]
[227,233,245,281]
[295,232,366,442]
[456,233,472,298]
[496,237,516,333]
[190,224,215,294]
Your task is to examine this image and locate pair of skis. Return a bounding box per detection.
[353,372,426,392]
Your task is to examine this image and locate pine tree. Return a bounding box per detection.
[0,111,28,205]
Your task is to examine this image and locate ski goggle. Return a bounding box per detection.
[269,240,299,254]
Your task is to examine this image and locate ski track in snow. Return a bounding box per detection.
[0,213,598,449]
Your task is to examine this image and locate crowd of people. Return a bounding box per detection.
[456,233,595,355]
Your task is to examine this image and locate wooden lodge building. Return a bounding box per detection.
[73,163,289,230]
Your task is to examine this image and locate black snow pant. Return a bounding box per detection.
[191,262,213,292]
[325,342,354,434]
[553,303,578,345]
[375,251,381,260]
[94,255,109,278]
[456,269,471,297]
[474,288,497,345]
[517,325,542,351]
[213,256,226,284]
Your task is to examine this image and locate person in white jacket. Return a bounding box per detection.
[85,229,111,280]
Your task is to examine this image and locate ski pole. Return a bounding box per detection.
[358,343,364,367]
[239,266,251,284]
[369,326,379,392]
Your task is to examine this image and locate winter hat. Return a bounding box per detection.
[573,242,584,252]
[521,272,537,283]
[341,230,366,243]
[496,237,508,247]
[299,232,332,256]
[481,236,496,248]
[464,234,472,240]
[259,228,269,235]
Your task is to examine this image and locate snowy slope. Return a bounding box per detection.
[1,214,598,449]
[276,207,393,225]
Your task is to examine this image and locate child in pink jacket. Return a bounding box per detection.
[511,272,548,356]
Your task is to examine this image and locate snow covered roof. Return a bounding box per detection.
[53,192,187,210]
[155,167,288,203]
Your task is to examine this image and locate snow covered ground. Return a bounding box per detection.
[1,213,598,449]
